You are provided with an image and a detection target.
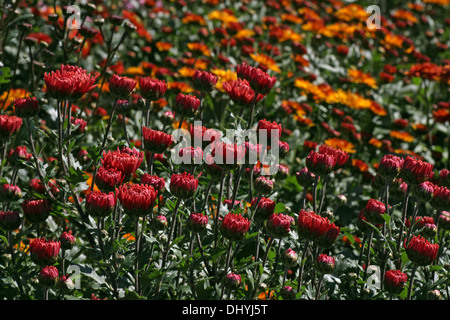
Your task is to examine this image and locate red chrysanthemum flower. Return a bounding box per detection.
[404,235,439,266]
[363,199,386,225]
[378,154,404,180]
[187,212,209,233]
[101,147,144,179]
[108,74,136,99]
[85,190,117,218]
[315,253,336,274]
[22,198,52,224]
[0,114,22,137]
[44,64,97,100]
[222,78,265,107]
[118,183,157,217]
[192,69,218,93]
[174,92,201,117]
[257,119,282,141]
[305,150,336,177]
[220,212,251,242]
[430,185,450,211]
[139,77,167,101]
[318,144,349,169]
[384,270,408,295]
[297,209,338,244]
[140,174,166,192]
[95,166,125,192]
[0,210,21,231]
[169,172,198,199]
[14,96,40,118]
[400,156,434,185]
[266,212,293,238]
[236,61,276,95]
[142,127,173,154]
[29,237,61,265]
[39,265,59,287]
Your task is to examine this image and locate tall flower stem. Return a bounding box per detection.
[396,186,411,254]
[312,175,319,213]
[252,237,275,298]
[220,241,234,299]
[317,175,329,214]
[134,217,142,295]
[155,197,181,299]
[406,201,422,244]
[407,265,418,300]
[213,171,227,249]
[297,241,309,294]
[362,229,374,288]
[90,98,118,192]
[315,274,325,300]
[246,94,259,130]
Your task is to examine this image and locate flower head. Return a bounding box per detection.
[29,237,61,265]
[266,213,293,238]
[430,186,450,212]
[22,198,52,224]
[101,146,144,179]
[174,93,201,117]
[140,174,165,192]
[85,190,117,218]
[192,69,218,93]
[384,270,407,295]
[315,253,335,274]
[142,127,173,154]
[236,61,276,95]
[0,210,21,231]
[378,154,404,180]
[405,235,439,266]
[306,150,336,176]
[14,97,40,118]
[169,172,198,199]
[363,199,386,225]
[400,156,434,185]
[139,77,167,101]
[220,212,251,241]
[0,115,22,138]
[118,183,157,217]
[95,166,125,192]
[108,74,136,99]
[187,212,209,233]
[39,266,59,287]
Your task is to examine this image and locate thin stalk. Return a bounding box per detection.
[134,217,142,295]
[407,265,418,300]
[252,237,274,298]
[220,241,233,299]
[317,175,329,214]
[362,229,375,286]
[396,186,411,253]
[312,175,319,213]
[214,171,226,249]
[315,274,324,300]
[297,241,309,294]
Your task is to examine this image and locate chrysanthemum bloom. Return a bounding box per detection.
[412,181,436,203]
[118,183,157,217]
[39,266,59,287]
[95,166,125,192]
[149,215,168,231]
[1,183,22,201]
[44,64,97,100]
[384,270,407,295]
[279,286,296,300]
[390,178,408,200]
[178,146,203,167]
[14,97,40,118]
[108,74,136,99]
[254,176,274,195]
[189,124,222,147]
[405,215,434,230]
[22,198,52,224]
[279,140,290,159]
[363,199,386,225]
[296,167,317,187]
[187,212,209,233]
[174,93,201,117]
[252,197,276,223]
[305,150,336,177]
[160,110,175,126]
[85,190,117,218]
[405,235,439,266]
[192,69,218,93]
[430,186,450,212]
[0,210,21,231]
[59,231,76,250]
[0,114,22,138]
[169,172,198,199]
[315,222,340,248]
[281,248,298,268]
[315,254,335,274]
[139,77,167,101]
[222,78,264,107]
[400,156,434,185]
[8,145,32,165]
[142,127,173,154]
[438,211,450,231]
[220,212,251,242]
[114,100,131,116]
[223,272,242,290]
[318,145,349,169]
[70,117,87,134]
[266,213,293,238]
[208,141,246,169]
[297,209,336,243]
[140,174,165,192]
[257,119,282,141]
[101,147,144,179]
[439,169,450,187]
[29,237,61,265]
[378,154,404,180]
[236,61,276,95]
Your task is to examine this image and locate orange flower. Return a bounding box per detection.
[250,53,281,73]
[369,138,383,148]
[352,159,369,172]
[177,67,197,78]
[324,138,356,153]
[181,13,206,25]
[187,42,211,57]
[156,41,172,51]
[207,10,238,25]
[0,88,30,110]
[390,130,415,143]
[168,81,195,93]
[347,69,378,89]
[123,233,135,241]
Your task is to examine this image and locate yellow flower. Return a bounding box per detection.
[211,68,237,91]
[234,29,255,40]
[250,53,281,73]
[324,138,356,153]
[208,10,238,25]
[187,42,211,57]
[177,67,196,78]
[347,69,378,89]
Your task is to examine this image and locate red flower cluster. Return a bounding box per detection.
[101,146,144,179]
[108,74,136,99]
[142,127,173,154]
[169,172,198,199]
[222,78,264,107]
[44,64,97,100]
[297,209,340,247]
[29,237,61,265]
[85,190,117,218]
[405,235,439,266]
[139,77,167,101]
[174,93,201,117]
[236,61,276,95]
[220,212,251,242]
[118,183,157,217]
[22,198,52,224]
[400,156,434,185]
[266,213,293,238]
[14,97,40,118]
[0,114,22,137]
[384,270,407,295]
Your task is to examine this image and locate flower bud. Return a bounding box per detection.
[254,176,274,195]
[150,215,168,231]
[108,74,136,99]
[281,248,298,268]
[187,212,208,233]
[220,213,250,242]
[384,270,407,295]
[22,198,52,224]
[39,266,59,287]
[378,154,404,180]
[0,211,21,231]
[59,231,76,250]
[85,190,117,218]
[58,274,75,292]
[223,272,241,290]
[405,235,439,266]
[1,183,22,201]
[169,172,198,199]
[279,286,296,300]
[192,70,218,93]
[29,238,61,265]
[14,97,40,118]
[315,253,335,274]
[295,167,317,187]
[412,181,436,203]
[266,213,293,238]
